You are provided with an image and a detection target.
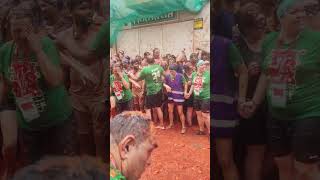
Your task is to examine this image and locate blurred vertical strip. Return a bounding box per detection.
[92,0,108,18]
[101,0,108,18]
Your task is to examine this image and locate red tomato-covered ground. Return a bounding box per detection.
[140,124,210,180]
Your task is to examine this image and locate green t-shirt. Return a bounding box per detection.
[110,165,126,180]
[192,71,210,100]
[110,74,133,103]
[261,29,320,120]
[228,43,243,69]
[0,37,72,130]
[139,64,164,95]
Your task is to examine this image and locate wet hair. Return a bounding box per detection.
[189,53,198,61]
[238,2,259,34]
[8,1,40,26]
[153,48,160,54]
[146,55,155,64]
[131,58,140,65]
[143,51,150,57]
[184,62,193,72]
[12,156,107,180]
[201,51,210,61]
[112,62,122,70]
[110,112,151,145]
[135,55,142,62]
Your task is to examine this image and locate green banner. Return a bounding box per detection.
[131,12,177,26]
[110,0,208,45]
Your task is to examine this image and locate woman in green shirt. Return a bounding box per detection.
[186,60,210,135]
[0,1,74,167]
[110,63,135,114]
[244,1,320,179]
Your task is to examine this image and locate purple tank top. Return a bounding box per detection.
[165,73,185,103]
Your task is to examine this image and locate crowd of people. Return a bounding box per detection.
[2,0,320,180]
[0,0,110,179]
[109,48,211,179]
[213,0,320,180]
[109,48,211,135]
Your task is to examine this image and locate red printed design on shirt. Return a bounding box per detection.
[268,49,299,84]
[194,76,204,95]
[268,49,301,100]
[9,60,46,113]
[10,61,42,97]
[113,81,123,93]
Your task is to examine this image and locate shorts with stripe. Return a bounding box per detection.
[167,90,185,106]
[212,94,238,138]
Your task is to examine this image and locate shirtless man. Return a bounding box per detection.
[56,0,107,161]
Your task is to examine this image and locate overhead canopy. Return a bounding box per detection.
[110,0,209,45]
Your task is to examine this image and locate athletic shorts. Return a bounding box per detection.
[268,117,320,163]
[193,99,210,113]
[145,90,163,109]
[184,95,194,108]
[237,102,268,145]
[212,99,238,138]
[116,99,133,113]
[168,100,184,106]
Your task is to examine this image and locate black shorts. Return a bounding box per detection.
[116,99,133,113]
[168,100,184,106]
[268,117,320,163]
[193,99,210,113]
[184,95,194,108]
[237,102,268,145]
[145,90,163,109]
